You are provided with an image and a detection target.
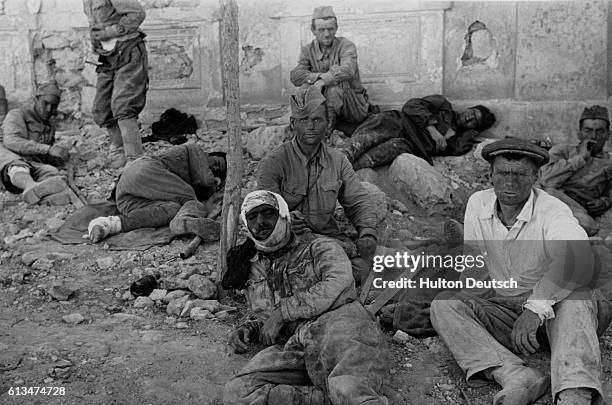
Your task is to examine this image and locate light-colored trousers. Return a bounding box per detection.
[430,289,608,404]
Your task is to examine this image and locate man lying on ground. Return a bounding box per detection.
[222,190,389,405]
[257,86,378,284]
[431,138,611,405]
[539,105,612,236]
[88,143,226,242]
[0,80,71,205]
[341,94,496,170]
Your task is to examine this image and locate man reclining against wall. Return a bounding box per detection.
[341,94,496,170]
[539,105,612,236]
[222,190,390,405]
[0,81,72,205]
[257,86,378,284]
[87,143,226,243]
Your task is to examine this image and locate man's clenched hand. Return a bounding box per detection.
[260,308,284,346]
[511,309,541,356]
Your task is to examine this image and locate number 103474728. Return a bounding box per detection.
[8,386,66,396]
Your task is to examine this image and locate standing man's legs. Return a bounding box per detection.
[112,39,148,159]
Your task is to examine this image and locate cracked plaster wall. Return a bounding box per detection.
[0,0,611,142]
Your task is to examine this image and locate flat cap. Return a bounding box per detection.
[482,138,549,167]
[312,6,336,20]
[580,105,609,124]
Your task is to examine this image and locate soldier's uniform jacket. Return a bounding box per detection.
[83,0,145,55]
[0,104,56,172]
[245,234,356,329]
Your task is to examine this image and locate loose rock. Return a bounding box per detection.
[148,289,167,301]
[166,295,190,316]
[134,296,154,308]
[62,313,85,324]
[96,257,114,270]
[187,275,217,300]
[47,284,75,301]
[162,290,189,303]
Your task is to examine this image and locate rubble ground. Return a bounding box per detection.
[2,125,612,404]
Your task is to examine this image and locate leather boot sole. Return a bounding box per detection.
[22,176,67,204]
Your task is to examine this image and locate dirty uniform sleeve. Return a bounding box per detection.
[539,145,586,189]
[337,155,377,239]
[2,111,51,156]
[318,40,359,86]
[525,207,590,321]
[256,153,283,194]
[402,95,452,130]
[290,45,320,86]
[280,239,354,321]
[106,0,146,38]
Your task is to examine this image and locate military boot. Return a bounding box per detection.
[491,364,549,405]
[117,118,144,159]
[11,172,67,205]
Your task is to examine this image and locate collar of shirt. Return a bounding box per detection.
[290,137,330,168]
[478,189,536,238]
[313,38,338,61]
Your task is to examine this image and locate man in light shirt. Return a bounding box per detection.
[430,138,610,405]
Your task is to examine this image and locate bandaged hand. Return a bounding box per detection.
[290,211,310,235]
[356,235,377,259]
[260,308,284,346]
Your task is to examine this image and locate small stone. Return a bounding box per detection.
[47,284,75,301]
[22,251,43,265]
[215,310,233,319]
[187,275,217,300]
[45,217,65,231]
[439,383,454,391]
[122,291,134,301]
[43,377,54,384]
[392,210,402,216]
[32,257,54,271]
[403,362,412,368]
[190,308,213,320]
[166,295,190,316]
[96,257,114,270]
[133,296,154,308]
[392,330,411,345]
[162,290,189,303]
[14,378,24,384]
[54,359,72,368]
[180,299,208,318]
[389,368,397,375]
[148,289,167,301]
[198,300,221,313]
[62,313,85,324]
[175,321,189,329]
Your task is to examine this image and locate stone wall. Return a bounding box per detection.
[0,0,610,143]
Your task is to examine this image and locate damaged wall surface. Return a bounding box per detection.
[0,0,611,142]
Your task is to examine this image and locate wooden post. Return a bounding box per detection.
[217,0,242,286]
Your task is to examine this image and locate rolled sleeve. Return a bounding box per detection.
[327,40,358,84]
[290,46,315,87]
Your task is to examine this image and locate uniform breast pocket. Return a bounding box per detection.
[285,261,316,294]
[281,183,306,210]
[321,180,341,213]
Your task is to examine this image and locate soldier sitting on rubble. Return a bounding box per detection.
[222,190,390,405]
[0,81,72,205]
[87,143,226,243]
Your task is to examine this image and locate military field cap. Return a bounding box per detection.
[34,80,61,98]
[312,6,336,20]
[580,105,609,124]
[290,86,327,119]
[482,138,550,167]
